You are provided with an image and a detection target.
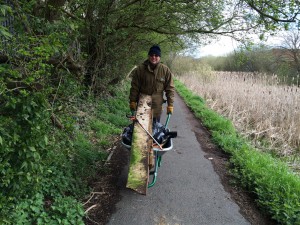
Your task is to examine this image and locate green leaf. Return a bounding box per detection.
[29,146,36,152]
[21,162,28,169]
[0,28,12,39]
[44,136,48,145]
[0,136,2,145]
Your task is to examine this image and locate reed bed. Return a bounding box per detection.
[178,71,300,165]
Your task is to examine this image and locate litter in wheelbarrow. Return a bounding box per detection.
[121,120,177,150]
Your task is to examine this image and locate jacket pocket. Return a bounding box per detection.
[156,77,165,92]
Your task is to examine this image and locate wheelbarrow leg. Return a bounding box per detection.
[148,151,159,188]
[158,155,162,167]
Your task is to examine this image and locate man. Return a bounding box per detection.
[129,45,175,122]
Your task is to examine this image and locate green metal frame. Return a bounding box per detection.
[148,114,171,188]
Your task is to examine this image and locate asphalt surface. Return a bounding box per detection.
[107,93,250,225]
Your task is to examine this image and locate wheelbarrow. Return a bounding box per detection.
[121,114,177,188]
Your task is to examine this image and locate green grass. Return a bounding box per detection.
[129,133,142,166]
[90,86,130,149]
[126,174,144,189]
[175,79,300,225]
[90,120,121,137]
[126,126,147,190]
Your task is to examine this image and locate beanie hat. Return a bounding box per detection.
[148,45,161,57]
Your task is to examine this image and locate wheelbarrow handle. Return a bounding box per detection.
[165,113,171,129]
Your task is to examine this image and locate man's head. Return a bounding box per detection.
[148,45,161,65]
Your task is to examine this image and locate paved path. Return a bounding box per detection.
[108,93,250,225]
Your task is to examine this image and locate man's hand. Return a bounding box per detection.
[129,102,137,111]
[167,106,173,114]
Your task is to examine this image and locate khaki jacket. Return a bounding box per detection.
[129,60,175,118]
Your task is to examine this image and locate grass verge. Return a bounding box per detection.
[175,79,300,225]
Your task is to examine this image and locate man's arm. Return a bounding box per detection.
[165,68,175,106]
[129,68,140,101]
[165,68,175,114]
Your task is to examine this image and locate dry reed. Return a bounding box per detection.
[178,71,300,160]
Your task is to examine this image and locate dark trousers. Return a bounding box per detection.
[153,117,160,123]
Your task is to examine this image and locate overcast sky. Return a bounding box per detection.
[194,34,285,58]
[195,36,238,57]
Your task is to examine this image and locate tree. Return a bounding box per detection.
[280,29,300,74]
[1,0,300,92]
[74,0,300,90]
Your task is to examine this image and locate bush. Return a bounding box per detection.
[0,31,130,223]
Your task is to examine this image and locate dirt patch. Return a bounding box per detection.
[83,142,129,225]
[83,127,278,225]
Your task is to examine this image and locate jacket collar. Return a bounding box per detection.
[143,60,160,72]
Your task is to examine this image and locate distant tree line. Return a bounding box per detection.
[200,30,300,85]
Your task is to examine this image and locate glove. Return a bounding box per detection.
[167,106,173,114]
[129,102,137,111]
